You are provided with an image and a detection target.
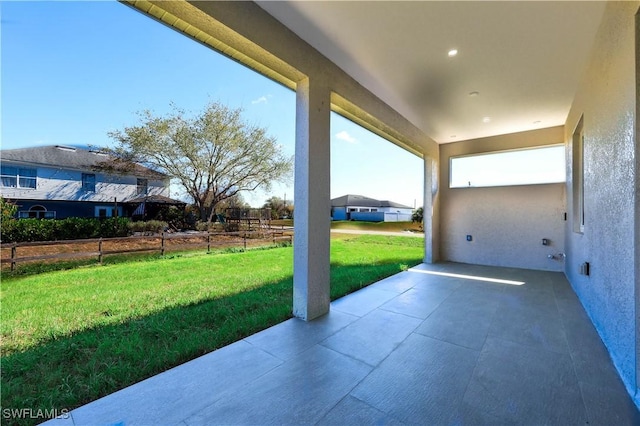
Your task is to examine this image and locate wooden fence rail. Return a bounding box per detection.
[1,230,292,271]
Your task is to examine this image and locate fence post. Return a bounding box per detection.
[243,232,247,250]
[207,232,211,253]
[161,231,165,256]
[98,238,103,264]
[11,244,16,271]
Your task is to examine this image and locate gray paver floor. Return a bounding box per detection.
[44,262,640,426]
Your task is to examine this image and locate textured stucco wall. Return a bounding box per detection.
[564,1,638,403]
[439,127,566,271]
[442,184,566,271]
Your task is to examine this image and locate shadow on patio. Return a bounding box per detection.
[46,262,639,425]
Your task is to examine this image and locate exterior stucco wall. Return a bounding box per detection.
[349,211,385,222]
[442,184,566,271]
[331,206,412,222]
[564,1,638,402]
[439,127,566,271]
[332,207,347,221]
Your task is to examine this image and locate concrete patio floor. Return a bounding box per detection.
[46,262,639,426]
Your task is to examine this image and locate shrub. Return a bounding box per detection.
[195,221,224,232]
[1,197,18,222]
[0,217,130,243]
[128,220,167,234]
[155,206,193,230]
[411,207,423,224]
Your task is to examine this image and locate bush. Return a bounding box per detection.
[128,220,167,234]
[0,217,130,243]
[155,206,193,230]
[411,207,423,224]
[1,197,18,222]
[195,221,224,232]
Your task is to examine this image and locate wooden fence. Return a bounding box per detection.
[1,230,292,271]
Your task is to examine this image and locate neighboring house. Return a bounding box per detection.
[331,194,413,222]
[0,145,173,219]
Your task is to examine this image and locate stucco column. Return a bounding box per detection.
[423,155,439,263]
[293,77,331,321]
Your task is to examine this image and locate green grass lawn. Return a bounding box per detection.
[1,235,423,422]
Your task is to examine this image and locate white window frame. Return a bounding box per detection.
[1,166,37,189]
[18,205,55,219]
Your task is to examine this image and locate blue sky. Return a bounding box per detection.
[1,0,424,208]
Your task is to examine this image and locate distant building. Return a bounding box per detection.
[0,145,180,219]
[331,194,413,222]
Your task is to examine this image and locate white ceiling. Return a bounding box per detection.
[257,1,607,143]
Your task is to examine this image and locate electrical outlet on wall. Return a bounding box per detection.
[580,262,590,276]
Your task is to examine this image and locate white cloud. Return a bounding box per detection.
[251,95,271,105]
[335,130,357,144]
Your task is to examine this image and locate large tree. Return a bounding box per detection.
[106,102,293,222]
[263,196,293,219]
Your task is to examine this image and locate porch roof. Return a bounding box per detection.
[257,1,606,144]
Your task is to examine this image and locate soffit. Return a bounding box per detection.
[256,1,606,143]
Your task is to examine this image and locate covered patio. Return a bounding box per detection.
[38,0,639,421]
[47,262,638,425]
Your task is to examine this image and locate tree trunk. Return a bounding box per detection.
[206,202,218,224]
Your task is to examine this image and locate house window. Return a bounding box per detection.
[359,208,370,212]
[95,206,121,218]
[572,116,585,233]
[1,166,36,189]
[18,205,55,219]
[137,178,148,195]
[82,173,96,192]
[449,145,565,188]
[371,208,378,212]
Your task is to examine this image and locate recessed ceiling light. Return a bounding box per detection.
[469,91,479,97]
[482,117,491,123]
[448,49,458,57]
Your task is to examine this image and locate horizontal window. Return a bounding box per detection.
[1,166,36,188]
[19,210,55,219]
[450,145,565,188]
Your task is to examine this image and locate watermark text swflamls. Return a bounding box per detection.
[2,408,70,420]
